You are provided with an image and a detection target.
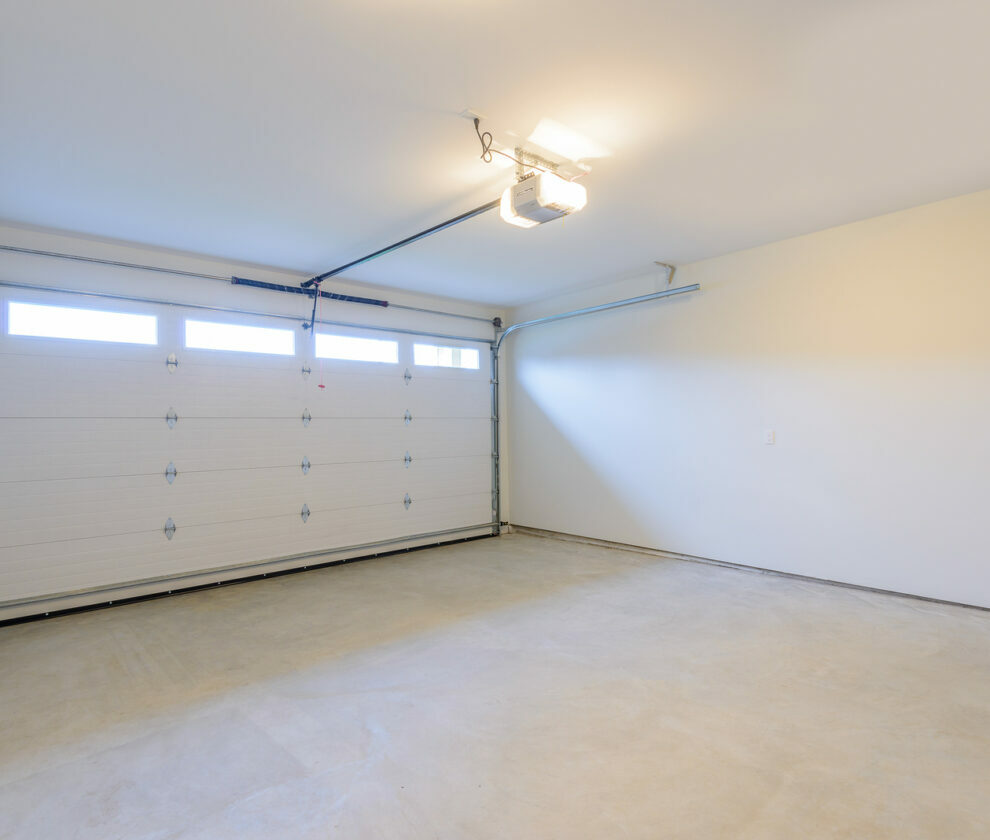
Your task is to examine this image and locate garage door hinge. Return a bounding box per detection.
[166,353,178,373]
[301,456,311,474]
[165,462,177,484]
[301,364,312,379]
[301,504,311,523]
[163,518,176,540]
[166,408,178,429]
[403,368,412,384]
[404,451,412,468]
[403,494,412,509]
[403,410,412,425]
[302,409,312,427]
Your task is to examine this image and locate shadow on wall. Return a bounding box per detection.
[508,357,652,545]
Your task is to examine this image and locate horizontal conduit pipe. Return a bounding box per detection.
[494,284,700,355]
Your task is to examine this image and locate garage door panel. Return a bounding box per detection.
[0,354,175,417]
[0,417,491,480]
[403,456,492,499]
[0,530,173,602]
[0,419,170,480]
[0,340,165,365]
[279,493,493,557]
[0,493,493,605]
[402,419,491,458]
[154,419,411,473]
[0,454,493,547]
[159,492,491,582]
[300,375,409,418]
[169,362,444,419]
[167,373,308,417]
[0,473,305,544]
[0,295,495,613]
[0,418,391,480]
[0,474,168,545]
[404,376,491,418]
[168,419,408,470]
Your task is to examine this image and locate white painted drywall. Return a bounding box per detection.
[505,189,990,607]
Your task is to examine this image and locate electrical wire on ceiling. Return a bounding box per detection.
[473,119,585,181]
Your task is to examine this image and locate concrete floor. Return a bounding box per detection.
[1,533,989,839]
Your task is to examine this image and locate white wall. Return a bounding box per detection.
[505,189,990,607]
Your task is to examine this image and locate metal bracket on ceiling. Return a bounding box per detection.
[654,261,677,287]
[514,146,559,182]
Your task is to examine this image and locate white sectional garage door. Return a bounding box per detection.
[0,287,494,619]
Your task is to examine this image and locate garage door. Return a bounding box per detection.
[0,287,495,620]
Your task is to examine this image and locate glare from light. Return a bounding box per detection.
[539,172,587,213]
[527,118,610,162]
[186,319,294,355]
[315,334,398,364]
[500,173,588,228]
[413,343,480,370]
[8,301,158,345]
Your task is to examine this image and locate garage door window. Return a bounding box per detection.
[185,319,295,355]
[315,334,398,363]
[7,301,158,345]
[413,343,480,370]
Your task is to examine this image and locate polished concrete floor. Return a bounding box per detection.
[1,533,989,839]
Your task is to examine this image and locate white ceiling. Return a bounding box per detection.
[2,0,989,306]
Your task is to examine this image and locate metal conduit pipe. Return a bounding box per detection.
[494,284,700,355]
